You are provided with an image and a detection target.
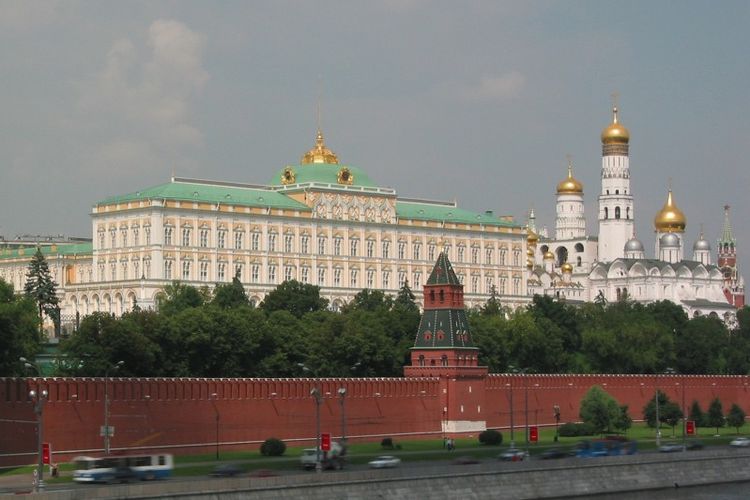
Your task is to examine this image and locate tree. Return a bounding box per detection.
[579,385,621,434]
[24,248,60,336]
[260,280,328,319]
[674,316,727,374]
[707,398,725,434]
[0,279,41,376]
[158,282,205,316]
[689,400,707,428]
[344,289,392,313]
[614,404,633,434]
[394,280,418,313]
[642,390,678,430]
[661,401,684,436]
[727,404,746,434]
[481,285,503,316]
[212,277,250,309]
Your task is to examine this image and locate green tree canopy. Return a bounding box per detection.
[0,279,41,376]
[727,403,746,433]
[158,282,205,316]
[212,277,250,309]
[259,280,328,318]
[579,385,622,434]
[24,248,60,336]
[675,316,727,374]
[689,400,707,427]
[707,398,725,434]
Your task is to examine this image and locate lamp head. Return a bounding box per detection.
[337,387,347,396]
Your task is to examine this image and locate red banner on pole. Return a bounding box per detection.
[321,433,331,451]
[529,426,538,442]
[686,420,695,435]
[42,443,51,465]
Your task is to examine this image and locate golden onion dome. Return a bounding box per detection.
[601,106,630,144]
[527,230,539,245]
[543,250,555,260]
[526,258,534,269]
[526,247,534,257]
[301,130,339,165]
[561,262,573,273]
[556,163,583,194]
[654,189,686,233]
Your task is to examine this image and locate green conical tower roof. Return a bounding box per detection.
[426,252,461,286]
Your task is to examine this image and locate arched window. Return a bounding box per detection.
[604,207,609,219]
[626,207,630,219]
[439,289,445,302]
[615,206,621,219]
[577,256,582,266]
[430,290,435,303]
[418,355,425,367]
[574,243,584,252]
[441,355,448,367]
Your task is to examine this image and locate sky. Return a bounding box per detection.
[1,1,748,272]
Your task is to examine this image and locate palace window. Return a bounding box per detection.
[235,263,244,281]
[471,276,479,293]
[486,277,494,293]
[499,277,507,294]
[513,277,521,295]
[181,260,191,280]
[301,235,310,254]
[110,229,116,248]
[301,267,310,284]
[217,230,226,249]
[268,265,276,283]
[413,271,422,288]
[164,227,173,246]
[350,268,358,288]
[110,262,116,281]
[199,229,209,247]
[513,249,521,267]
[144,227,151,245]
[318,268,326,286]
[413,242,421,260]
[218,262,226,281]
[458,245,465,263]
[350,238,359,256]
[164,260,173,279]
[284,234,293,253]
[98,231,105,249]
[121,262,128,279]
[334,268,342,286]
[366,239,375,258]
[235,231,244,250]
[133,260,139,279]
[398,271,406,287]
[382,240,390,258]
[121,229,128,247]
[284,265,294,282]
[251,264,260,283]
[485,248,493,265]
[268,233,276,252]
[199,261,209,281]
[251,232,260,251]
[398,242,406,259]
[144,259,151,278]
[334,237,342,256]
[471,247,479,264]
[428,244,436,261]
[132,227,139,246]
[499,248,507,265]
[182,227,191,247]
[366,270,375,288]
[318,236,327,255]
[382,270,390,288]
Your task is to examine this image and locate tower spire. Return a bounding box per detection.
[720,205,735,244]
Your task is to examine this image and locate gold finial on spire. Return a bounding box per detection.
[301,84,340,165]
[601,94,630,144]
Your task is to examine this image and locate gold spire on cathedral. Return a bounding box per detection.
[301,129,339,165]
[601,106,630,144]
[654,189,686,233]
[556,161,583,194]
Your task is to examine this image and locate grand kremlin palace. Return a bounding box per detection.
[0,130,528,329]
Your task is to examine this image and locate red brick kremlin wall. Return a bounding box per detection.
[1,374,749,467]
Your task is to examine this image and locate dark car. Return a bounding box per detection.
[210,464,242,477]
[686,440,704,451]
[107,466,137,484]
[541,447,570,459]
[452,456,481,465]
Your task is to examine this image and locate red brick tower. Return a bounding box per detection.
[404,252,488,435]
[718,205,745,307]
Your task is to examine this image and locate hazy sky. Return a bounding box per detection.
[1,1,748,272]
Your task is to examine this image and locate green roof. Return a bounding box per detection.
[97,180,310,212]
[0,242,93,261]
[426,253,461,286]
[269,163,378,189]
[396,201,519,227]
[413,308,476,349]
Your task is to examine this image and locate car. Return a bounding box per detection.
[658,442,684,453]
[730,437,750,447]
[210,464,242,477]
[540,447,570,459]
[498,448,528,462]
[368,456,401,469]
[685,440,704,451]
[452,456,480,465]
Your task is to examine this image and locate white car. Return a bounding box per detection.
[368,456,401,469]
[730,437,750,447]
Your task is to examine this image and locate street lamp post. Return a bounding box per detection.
[104,360,124,455]
[505,382,514,448]
[553,405,561,442]
[524,376,529,456]
[310,387,323,473]
[29,388,48,492]
[210,393,220,460]
[338,387,347,443]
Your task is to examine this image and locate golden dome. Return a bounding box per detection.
[561,262,573,273]
[601,106,630,144]
[301,130,339,165]
[527,230,539,245]
[556,163,583,194]
[526,247,534,257]
[526,258,534,269]
[654,189,686,232]
[543,250,555,260]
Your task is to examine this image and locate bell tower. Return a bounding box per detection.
[404,252,488,434]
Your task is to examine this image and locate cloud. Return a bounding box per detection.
[76,19,208,176]
[461,71,526,101]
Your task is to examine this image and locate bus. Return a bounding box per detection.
[72,453,174,483]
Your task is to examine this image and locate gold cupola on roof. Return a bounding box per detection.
[601,106,630,144]
[654,189,686,233]
[556,162,583,194]
[301,129,339,165]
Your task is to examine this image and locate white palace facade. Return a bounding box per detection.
[0,130,528,334]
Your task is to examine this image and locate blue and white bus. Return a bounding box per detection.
[72,453,174,483]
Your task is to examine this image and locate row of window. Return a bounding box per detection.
[160,260,521,294]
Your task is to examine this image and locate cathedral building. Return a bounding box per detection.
[0,129,528,335]
[528,105,743,322]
